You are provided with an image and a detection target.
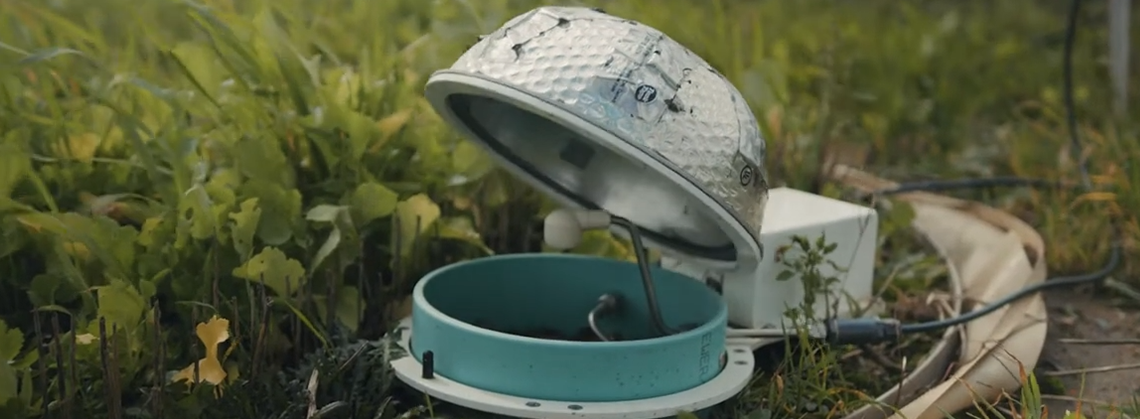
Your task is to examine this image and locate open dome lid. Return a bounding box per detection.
[423,6,770,269]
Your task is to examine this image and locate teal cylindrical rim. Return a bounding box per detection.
[411,253,726,347]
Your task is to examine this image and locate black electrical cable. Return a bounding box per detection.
[1063,0,1093,190]
[875,176,1066,196]
[611,215,681,336]
[827,0,1124,344]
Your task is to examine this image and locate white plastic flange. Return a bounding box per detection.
[390,317,756,419]
[543,209,613,249]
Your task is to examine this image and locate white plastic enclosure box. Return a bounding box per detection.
[663,187,879,329]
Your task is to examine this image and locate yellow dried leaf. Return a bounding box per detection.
[15,215,43,233]
[394,194,441,256]
[451,196,473,211]
[53,133,100,163]
[75,333,97,345]
[370,109,413,153]
[1090,174,1118,185]
[171,316,230,386]
[1070,191,1118,211]
[766,106,783,139]
[63,241,90,261]
[1074,191,1116,202]
[377,109,413,137]
[137,217,163,247]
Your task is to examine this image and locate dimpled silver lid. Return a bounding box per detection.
[425,6,769,264]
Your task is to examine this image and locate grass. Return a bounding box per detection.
[0,0,1136,418]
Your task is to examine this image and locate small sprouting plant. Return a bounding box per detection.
[775,234,848,322]
[732,234,864,419]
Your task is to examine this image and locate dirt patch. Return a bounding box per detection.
[837,290,947,397]
[1038,289,1140,415]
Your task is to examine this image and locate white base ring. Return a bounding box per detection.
[390,318,755,419]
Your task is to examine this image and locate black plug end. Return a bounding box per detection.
[825,318,901,345]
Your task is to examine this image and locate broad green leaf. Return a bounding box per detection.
[18,213,135,279]
[315,286,361,333]
[96,281,146,333]
[434,217,492,255]
[179,185,217,240]
[394,194,441,257]
[324,105,378,161]
[306,205,350,273]
[0,221,27,259]
[241,180,302,246]
[0,142,30,202]
[9,349,36,371]
[14,213,66,236]
[349,182,398,226]
[233,136,290,185]
[0,362,14,405]
[310,227,343,275]
[17,361,33,403]
[0,320,22,362]
[114,116,169,202]
[229,198,262,261]
[170,42,223,103]
[86,216,139,276]
[204,175,239,243]
[139,280,157,301]
[375,109,413,149]
[448,140,494,184]
[28,273,63,307]
[53,133,100,163]
[137,217,164,248]
[306,205,348,223]
[232,247,307,297]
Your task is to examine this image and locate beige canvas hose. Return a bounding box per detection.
[831,165,1048,419]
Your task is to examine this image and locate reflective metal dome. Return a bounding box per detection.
[424,6,769,266]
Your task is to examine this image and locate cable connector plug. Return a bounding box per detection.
[825,318,901,346]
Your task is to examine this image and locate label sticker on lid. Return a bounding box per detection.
[731,151,767,191]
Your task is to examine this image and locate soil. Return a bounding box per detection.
[1038,289,1140,416]
[836,292,947,397]
[818,288,1140,416]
